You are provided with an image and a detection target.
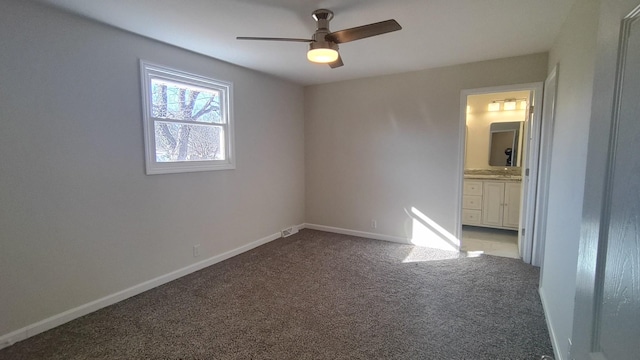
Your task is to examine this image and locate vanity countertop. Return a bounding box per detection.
[464,168,522,181]
[464,174,522,181]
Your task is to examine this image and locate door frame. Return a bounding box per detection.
[456,82,544,263]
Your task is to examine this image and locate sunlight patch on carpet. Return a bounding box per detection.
[401,246,462,263]
[407,207,460,251]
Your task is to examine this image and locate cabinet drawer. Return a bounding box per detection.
[462,209,482,225]
[463,181,483,196]
[463,195,482,210]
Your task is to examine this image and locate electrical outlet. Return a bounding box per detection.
[193,244,200,258]
[281,226,298,238]
[371,219,377,229]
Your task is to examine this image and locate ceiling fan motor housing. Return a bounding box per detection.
[312,9,334,27]
[309,9,338,51]
[309,39,338,52]
[311,9,338,51]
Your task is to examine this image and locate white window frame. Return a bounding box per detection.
[140,60,235,174]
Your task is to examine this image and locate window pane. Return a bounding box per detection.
[154,122,225,162]
[151,78,224,123]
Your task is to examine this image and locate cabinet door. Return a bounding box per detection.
[503,182,522,228]
[482,182,504,227]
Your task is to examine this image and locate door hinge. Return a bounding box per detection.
[530,105,535,114]
[521,228,526,236]
[525,168,530,176]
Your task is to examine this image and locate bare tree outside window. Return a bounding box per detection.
[140,61,234,174]
[151,79,224,162]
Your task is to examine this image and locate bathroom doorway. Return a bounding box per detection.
[457,83,544,263]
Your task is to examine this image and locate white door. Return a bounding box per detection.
[531,65,559,267]
[503,182,521,228]
[571,5,640,359]
[519,88,543,263]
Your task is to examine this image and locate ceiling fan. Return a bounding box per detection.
[236,9,402,68]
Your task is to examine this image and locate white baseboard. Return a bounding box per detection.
[539,287,563,360]
[303,223,411,244]
[0,229,295,350]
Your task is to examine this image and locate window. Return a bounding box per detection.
[140,61,234,174]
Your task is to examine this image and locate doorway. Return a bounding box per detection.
[457,83,544,263]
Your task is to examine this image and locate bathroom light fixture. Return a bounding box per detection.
[488,98,528,112]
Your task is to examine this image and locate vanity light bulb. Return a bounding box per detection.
[504,101,517,111]
[519,100,528,110]
[488,102,500,112]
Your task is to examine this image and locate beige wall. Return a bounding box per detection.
[537,0,601,358]
[0,0,304,337]
[305,53,548,243]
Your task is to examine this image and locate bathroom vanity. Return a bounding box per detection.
[463,116,525,231]
[462,173,521,230]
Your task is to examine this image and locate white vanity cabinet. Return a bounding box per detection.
[462,181,483,226]
[482,181,521,229]
[462,179,521,230]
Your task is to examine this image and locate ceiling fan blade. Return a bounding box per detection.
[236,36,312,42]
[327,19,401,44]
[329,54,344,69]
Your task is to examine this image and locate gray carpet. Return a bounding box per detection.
[0,229,553,359]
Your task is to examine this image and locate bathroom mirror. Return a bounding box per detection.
[489,122,522,167]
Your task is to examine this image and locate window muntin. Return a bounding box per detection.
[140,61,234,174]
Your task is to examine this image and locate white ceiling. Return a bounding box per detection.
[35,0,575,86]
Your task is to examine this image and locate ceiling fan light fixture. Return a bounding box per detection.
[307,48,339,63]
[307,41,339,63]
